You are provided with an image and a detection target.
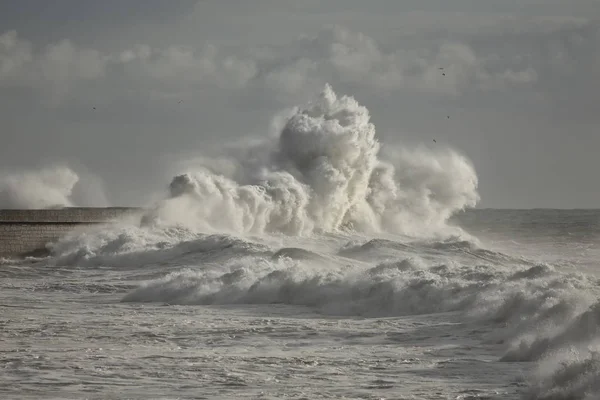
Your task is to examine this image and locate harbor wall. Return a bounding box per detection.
[0,207,142,258]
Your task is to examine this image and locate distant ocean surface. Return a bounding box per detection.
[2,87,599,399]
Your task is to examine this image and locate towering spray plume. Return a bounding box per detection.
[146,84,479,237]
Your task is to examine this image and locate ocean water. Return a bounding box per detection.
[2,86,600,399]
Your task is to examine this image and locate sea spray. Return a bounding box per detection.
[0,165,79,209]
[40,85,600,398]
[142,84,479,237]
[0,164,110,209]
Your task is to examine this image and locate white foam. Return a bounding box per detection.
[113,231,600,398]
[142,84,479,238]
[36,85,599,397]
[0,165,79,209]
[0,164,109,209]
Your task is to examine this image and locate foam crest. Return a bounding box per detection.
[118,240,600,399]
[48,222,269,270]
[120,240,600,400]
[122,254,464,315]
[142,84,479,238]
[122,245,595,324]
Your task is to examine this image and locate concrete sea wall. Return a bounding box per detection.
[0,207,142,258]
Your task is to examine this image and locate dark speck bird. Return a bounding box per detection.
[433,139,437,143]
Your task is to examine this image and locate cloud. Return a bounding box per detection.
[0,25,542,104]
[0,31,108,83]
[0,30,33,80]
[462,19,600,118]
[0,31,259,104]
[1,20,598,114]
[250,25,539,97]
[117,43,257,88]
[0,31,109,104]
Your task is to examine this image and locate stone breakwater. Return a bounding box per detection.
[0,207,141,258]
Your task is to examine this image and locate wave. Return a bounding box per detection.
[510,300,600,400]
[141,84,479,238]
[49,217,600,399]
[48,223,270,270]
[34,84,599,398]
[120,246,595,319]
[115,237,599,399]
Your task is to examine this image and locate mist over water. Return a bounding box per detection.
[0,165,79,209]
[0,165,110,209]
[2,85,599,399]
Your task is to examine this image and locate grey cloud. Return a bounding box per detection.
[10,19,597,111]
[463,20,600,120]
[248,26,539,97]
[0,31,108,104]
[0,31,33,80]
[0,31,108,83]
[0,24,542,106]
[0,32,259,105]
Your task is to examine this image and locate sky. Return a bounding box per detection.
[0,0,599,209]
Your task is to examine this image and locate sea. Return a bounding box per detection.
[1,86,599,400]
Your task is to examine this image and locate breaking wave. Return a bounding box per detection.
[37,84,600,399]
[142,84,479,238]
[114,234,599,400]
[0,165,109,209]
[0,165,79,209]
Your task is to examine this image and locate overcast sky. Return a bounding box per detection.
[1,0,599,208]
